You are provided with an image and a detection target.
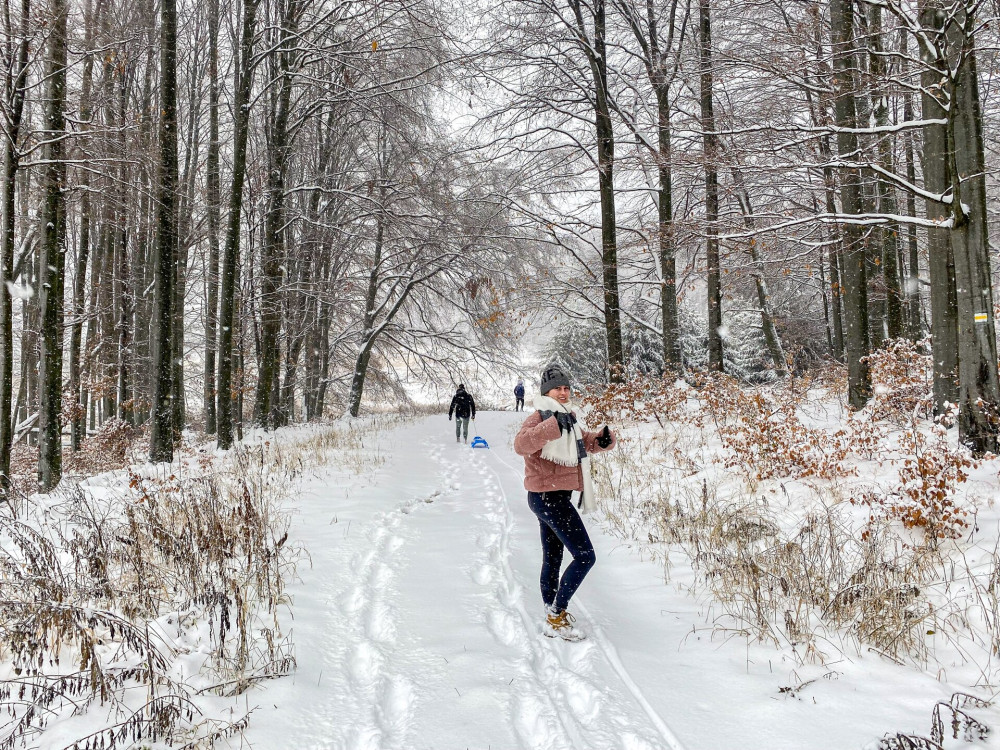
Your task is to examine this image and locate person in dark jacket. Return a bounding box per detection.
[514,379,525,411]
[448,384,477,443]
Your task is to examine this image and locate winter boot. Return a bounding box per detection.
[543,607,584,641]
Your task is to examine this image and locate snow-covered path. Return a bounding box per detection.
[240,413,975,750]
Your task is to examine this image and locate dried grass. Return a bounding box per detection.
[588,355,998,677]
[0,420,380,749]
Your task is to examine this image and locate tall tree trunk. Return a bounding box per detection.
[0,0,30,486]
[920,0,959,412]
[901,29,922,342]
[114,58,133,424]
[869,4,903,340]
[69,2,98,449]
[818,132,846,360]
[699,0,723,372]
[70,196,91,450]
[831,0,871,408]
[132,7,156,426]
[172,43,200,440]
[217,0,260,449]
[811,19,844,360]
[570,0,624,380]
[945,9,1000,454]
[204,0,220,434]
[37,0,68,490]
[149,0,178,462]
[348,190,384,418]
[731,166,787,376]
[656,84,679,373]
[256,0,295,428]
[628,0,682,372]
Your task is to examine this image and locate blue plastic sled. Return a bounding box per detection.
[470,436,489,449]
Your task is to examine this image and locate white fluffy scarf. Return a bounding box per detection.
[535,394,596,515]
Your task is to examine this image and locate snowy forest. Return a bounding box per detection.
[4,0,1000,745]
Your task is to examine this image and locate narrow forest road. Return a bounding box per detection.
[239,413,955,750]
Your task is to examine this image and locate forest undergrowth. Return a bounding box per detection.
[587,341,1000,686]
[0,420,387,749]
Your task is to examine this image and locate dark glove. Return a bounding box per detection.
[555,412,576,434]
[596,425,612,448]
[448,416,452,421]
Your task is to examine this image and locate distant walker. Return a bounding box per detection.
[448,384,477,444]
[514,379,525,411]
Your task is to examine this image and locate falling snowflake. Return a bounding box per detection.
[5,281,33,300]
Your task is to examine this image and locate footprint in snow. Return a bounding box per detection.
[560,676,603,725]
[339,585,366,615]
[376,674,415,739]
[471,563,495,586]
[347,641,385,689]
[486,607,520,647]
[512,694,567,750]
[364,599,396,643]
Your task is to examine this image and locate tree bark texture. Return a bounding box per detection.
[217,0,260,449]
[0,0,30,486]
[944,7,1000,453]
[204,0,220,434]
[255,0,296,428]
[570,0,624,381]
[149,0,178,463]
[699,0,723,372]
[831,0,871,408]
[37,0,69,490]
[920,0,960,413]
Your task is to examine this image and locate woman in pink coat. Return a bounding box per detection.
[513,364,616,641]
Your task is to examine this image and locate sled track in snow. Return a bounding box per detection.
[466,446,688,750]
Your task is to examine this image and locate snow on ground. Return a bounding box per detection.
[240,411,1000,750]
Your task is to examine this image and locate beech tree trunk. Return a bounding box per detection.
[37,0,69,490]
[732,166,787,377]
[945,7,1000,453]
[204,0,220,434]
[831,0,871,408]
[920,0,959,413]
[255,0,296,428]
[217,0,260,449]
[0,0,30,487]
[869,4,903,340]
[699,0,723,372]
[570,0,624,381]
[149,0,178,463]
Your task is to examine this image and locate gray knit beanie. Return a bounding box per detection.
[539,364,571,395]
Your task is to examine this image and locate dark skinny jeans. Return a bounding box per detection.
[527,490,596,612]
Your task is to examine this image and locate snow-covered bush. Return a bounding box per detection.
[865,338,934,425]
[0,423,379,749]
[582,373,689,428]
[590,367,992,669]
[700,375,851,483]
[854,424,977,544]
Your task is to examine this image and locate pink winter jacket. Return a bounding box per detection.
[513,409,617,493]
